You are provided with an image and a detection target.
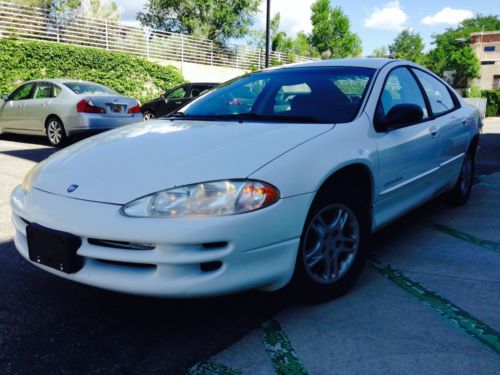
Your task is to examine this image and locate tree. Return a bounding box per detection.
[389,29,424,63]
[310,0,362,59]
[247,13,318,58]
[137,0,260,42]
[424,14,499,87]
[14,0,81,12]
[81,0,120,21]
[372,46,388,58]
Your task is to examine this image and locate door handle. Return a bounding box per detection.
[462,119,467,126]
[174,101,182,105]
[429,126,439,138]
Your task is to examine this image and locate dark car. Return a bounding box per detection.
[141,82,218,120]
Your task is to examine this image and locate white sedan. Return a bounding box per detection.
[10,59,481,301]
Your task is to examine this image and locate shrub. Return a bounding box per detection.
[481,90,500,117]
[0,39,185,103]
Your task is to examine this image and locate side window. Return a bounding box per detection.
[190,85,210,98]
[412,69,455,116]
[10,83,35,101]
[167,87,187,99]
[34,82,54,99]
[378,67,428,120]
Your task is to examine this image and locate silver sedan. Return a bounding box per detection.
[0,79,143,146]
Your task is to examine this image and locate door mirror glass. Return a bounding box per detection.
[382,103,423,130]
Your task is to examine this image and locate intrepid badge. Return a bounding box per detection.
[67,184,78,193]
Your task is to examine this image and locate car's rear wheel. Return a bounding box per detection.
[143,111,156,121]
[292,184,370,302]
[46,118,67,147]
[445,149,474,206]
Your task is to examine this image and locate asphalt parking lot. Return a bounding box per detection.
[1,119,499,374]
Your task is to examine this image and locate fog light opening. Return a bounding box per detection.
[200,261,223,272]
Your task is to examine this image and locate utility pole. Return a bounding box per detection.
[265,0,271,67]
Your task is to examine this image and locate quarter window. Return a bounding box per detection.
[413,69,455,115]
[10,83,35,101]
[378,67,428,119]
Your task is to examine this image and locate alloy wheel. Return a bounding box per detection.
[47,120,63,145]
[303,204,360,284]
[143,112,156,121]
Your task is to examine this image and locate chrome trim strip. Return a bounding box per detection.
[380,167,440,196]
[440,153,465,167]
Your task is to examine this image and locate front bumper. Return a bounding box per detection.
[11,186,313,297]
[66,113,144,136]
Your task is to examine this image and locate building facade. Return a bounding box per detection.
[470,31,500,90]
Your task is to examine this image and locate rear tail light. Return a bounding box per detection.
[77,99,106,114]
[128,102,141,114]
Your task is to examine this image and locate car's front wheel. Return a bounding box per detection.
[46,118,67,147]
[293,184,370,302]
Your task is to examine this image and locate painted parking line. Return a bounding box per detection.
[371,260,500,355]
[189,361,242,375]
[426,222,500,254]
[263,320,309,375]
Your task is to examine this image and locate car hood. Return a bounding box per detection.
[33,120,333,204]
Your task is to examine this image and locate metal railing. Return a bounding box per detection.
[0,1,316,70]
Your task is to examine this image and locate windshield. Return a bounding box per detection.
[64,82,118,96]
[179,67,375,123]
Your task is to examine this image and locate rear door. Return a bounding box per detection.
[374,67,441,226]
[411,68,470,186]
[0,82,36,131]
[23,82,56,132]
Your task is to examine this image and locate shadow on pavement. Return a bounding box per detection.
[0,147,57,163]
[0,237,295,375]
[477,133,500,175]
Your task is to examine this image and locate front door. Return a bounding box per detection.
[158,85,190,117]
[373,67,441,228]
[0,82,36,131]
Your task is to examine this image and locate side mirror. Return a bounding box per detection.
[379,104,423,131]
[160,93,167,101]
[2,94,9,101]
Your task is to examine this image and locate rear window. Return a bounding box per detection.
[182,67,376,123]
[64,82,117,96]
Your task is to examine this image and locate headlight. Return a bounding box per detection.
[121,180,280,218]
[22,163,43,193]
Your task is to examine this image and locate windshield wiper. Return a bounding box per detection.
[165,112,328,123]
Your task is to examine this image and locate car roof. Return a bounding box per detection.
[270,58,399,70]
[25,79,107,85]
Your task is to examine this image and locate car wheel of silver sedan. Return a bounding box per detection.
[293,183,369,302]
[46,118,67,147]
[143,111,156,121]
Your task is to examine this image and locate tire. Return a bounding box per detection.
[143,110,156,121]
[46,117,67,147]
[445,149,474,206]
[292,183,370,303]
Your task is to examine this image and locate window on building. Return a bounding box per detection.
[481,61,495,65]
[484,46,496,52]
[493,75,500,90]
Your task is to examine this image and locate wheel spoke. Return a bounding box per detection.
[305,240,322,261]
